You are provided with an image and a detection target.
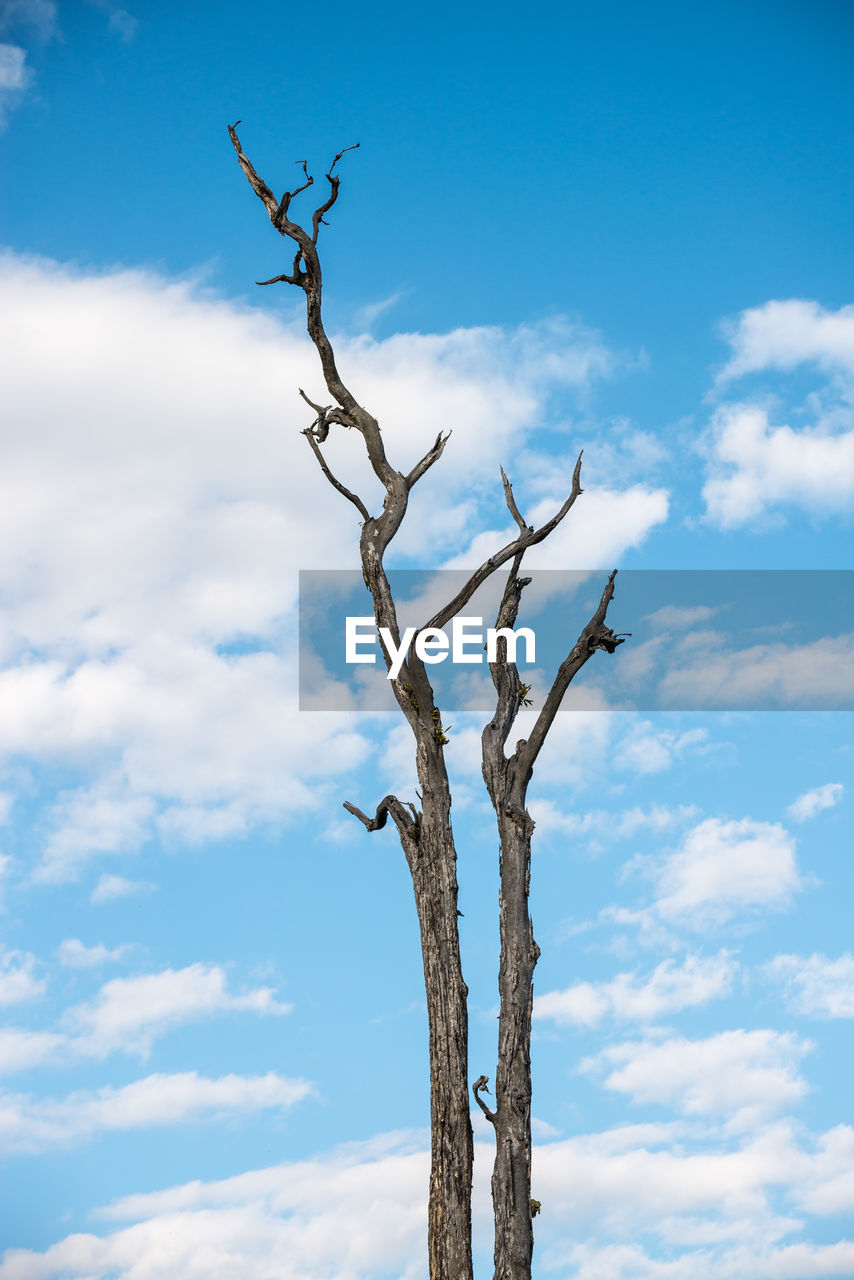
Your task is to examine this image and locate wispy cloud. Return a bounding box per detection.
[0,41,29,127]
[580,1028,812,1126]
[62,963,291,1058]
[83,0,137,42]
[90,874,155,904]
[0,948,45,1005]
[0,1070,311,1154]
[56,939,131,968]
[0,963,291,1073]
[767,952,854,1019]
[535,951,737,1028]
[788,783,844,823]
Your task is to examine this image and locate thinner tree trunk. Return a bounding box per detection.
[491,803,539,1280]
[407,766,473,1280]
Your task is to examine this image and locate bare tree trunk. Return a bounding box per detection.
[476,547,627,1280]
[229,127,628,1280]
[411,774,473,1279]
[491,804,539,1279]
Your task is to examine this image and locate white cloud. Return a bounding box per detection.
[4,1121,852,1280]
[105,7,136,41]
[0,963,291,1074]
[580,1029,812,1125]
[530,800,698,845]
[0,2,57,39]
[535,951,737,1028]
[56,938,130,968]
[717,300,854,388]
[706,298,854,524]
[794,1125,854,1217]
[0,1132,434,1280]
[561,1238,854,1279]
[767,953,854,1019]
[0,253,640,881]
[703,403,854,528]
[644,605,720,631]
[0,41,28,126]
[614,722,708,775]
[0,1028,62,1074]
[651,817,801,928]
[787,783,844,823]
[39,784,156,883]
[0,1069,311,1154]
[90,874,155,903]
[655,632,854,711]
[62,963,291,1058]
[705,298,854,529]
[0,948,44,1005]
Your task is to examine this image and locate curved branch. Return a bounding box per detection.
[311,143,360,244]
[343,795,420,841]
[472,1074,496,1126]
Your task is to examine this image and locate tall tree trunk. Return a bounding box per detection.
[229,123,626,1280]
[407,763,473,1280]
[491,803,539,1280]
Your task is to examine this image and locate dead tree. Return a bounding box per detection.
[229,125,626,1280]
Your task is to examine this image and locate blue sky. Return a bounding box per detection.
[1,1,853,1276]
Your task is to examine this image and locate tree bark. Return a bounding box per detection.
[478,559,626,1280]
[409,761,474,1280]
[491,800,539,1279]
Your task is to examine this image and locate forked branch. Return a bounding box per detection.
[426,452,583,631]
[515,570,628,785]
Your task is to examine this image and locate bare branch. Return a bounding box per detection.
[257,250,304,288]
[278,160,314,219]
[329,142,361,175]
[298,387,326,416]
[343,795,419,841]
[406,431,452,489]
[229,124,395,479]
[425,452,583,631]
[302,429,371,520]
[500,467,531,534]
[256,271,299,287]
[311,143,360,245]
[514,569,627,789]
[228,122,279,218]
[472,1074,496,1125]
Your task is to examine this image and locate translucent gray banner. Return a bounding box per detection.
[299,570,854,712]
